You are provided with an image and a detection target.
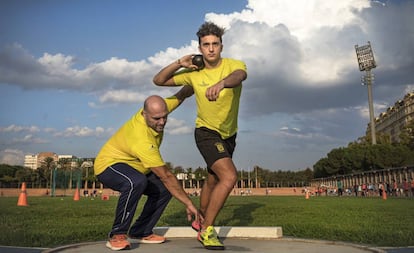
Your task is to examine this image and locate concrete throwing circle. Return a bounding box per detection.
[42,238,385,253]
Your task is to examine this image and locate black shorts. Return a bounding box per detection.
[195,127,236,171]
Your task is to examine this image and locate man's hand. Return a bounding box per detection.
[205,70,246,101]
[178,54,201,70]
[205,80,225,101]
[186,204,204,223]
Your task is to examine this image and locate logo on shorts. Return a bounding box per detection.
[215,142,225,153]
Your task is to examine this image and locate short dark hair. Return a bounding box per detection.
[196,22,225,44]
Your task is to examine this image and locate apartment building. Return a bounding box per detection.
[24,152,70,169]
[24,152,59,170]
[24,154,38,170]
[367,92,414,143]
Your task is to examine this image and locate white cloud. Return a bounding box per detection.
[149,41,199,67]
[165,118,192,135]
[208,0,374,84]
[0,149,25,165]
[98,90,147,104]
[55,126,114,138]
[208,0,371,40]
[44,128,57,134]
[0,44,156,92]
[38,53,76,76]
[0,124,40,133]
[12,134,49,144]
[81,57,152,85]
[97,88,175,105]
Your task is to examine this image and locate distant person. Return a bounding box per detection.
[392,179,398,197]
[94,86,202,251]
[353,184,358,197]
[368,183,374,197]
[402,179,409,197]
[362,182,367,197]
[378,182,384,197]
[153,21,247,250]
[337,180,343,196]
[385,181,391,196]
[411,178,414,197]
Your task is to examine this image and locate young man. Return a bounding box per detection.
[94,86,201,251]
[153,22,247,250]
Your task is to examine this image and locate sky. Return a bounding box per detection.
[1,0,413,172]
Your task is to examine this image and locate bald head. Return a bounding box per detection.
[142,95,169,133]
[144,95,167,113]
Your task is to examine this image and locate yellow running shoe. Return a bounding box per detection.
[198,226,224,250]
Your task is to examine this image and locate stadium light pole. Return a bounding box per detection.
[355,41,377,145]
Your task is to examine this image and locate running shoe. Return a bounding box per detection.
[198,226,224,250]
[106,234,131,251]
[129,234,166,244]
[192,220,201,232]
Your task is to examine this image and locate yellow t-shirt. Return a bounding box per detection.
[93,96,181,175]
[173,58,246,139]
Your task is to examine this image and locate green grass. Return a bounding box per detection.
[0,195,413,248]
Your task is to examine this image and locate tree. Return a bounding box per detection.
[0,164,19,187]
[194,167,206,189]
[343,144,366,173]
[15,167,33,185]
[400,120,414,150]
[313,141,414,179]
[39,157,56,189]
[58,158,73,189]
[325,148,346,175]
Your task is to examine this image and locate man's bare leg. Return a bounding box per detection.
[201,157,237,229]
[199,173,217,216]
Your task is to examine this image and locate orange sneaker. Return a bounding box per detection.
[191,220,201,232]
[129,234,166,244]
[106,234,131,251]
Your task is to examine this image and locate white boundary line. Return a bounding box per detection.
[153,226,283,238]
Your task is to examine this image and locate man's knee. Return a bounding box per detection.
[211,161,237,188]
[121,179,147,193]
[224,171,237,187]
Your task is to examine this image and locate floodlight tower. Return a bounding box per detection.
[355,41,377,145]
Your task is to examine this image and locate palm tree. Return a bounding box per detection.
[40,157,56,190]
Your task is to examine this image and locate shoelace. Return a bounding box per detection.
[111,235,127,241]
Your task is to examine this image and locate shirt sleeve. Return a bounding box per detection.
[164,95,181,114]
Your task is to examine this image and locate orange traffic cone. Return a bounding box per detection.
[382,191,387,200]
[73,187,80,201]
[17,182,28,206]
[305,190,310,199]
